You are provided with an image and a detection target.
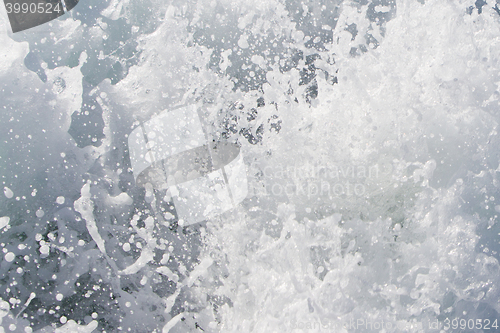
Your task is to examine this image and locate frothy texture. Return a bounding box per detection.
[1,0,500,332]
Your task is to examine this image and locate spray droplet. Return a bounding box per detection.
[4,187,13,199]
[0,216,10,229]
[122,243,131,252]
[4,252,15,262]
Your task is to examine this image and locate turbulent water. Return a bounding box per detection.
[1,0,500,332]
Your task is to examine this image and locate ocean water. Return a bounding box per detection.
[1,0,500,332]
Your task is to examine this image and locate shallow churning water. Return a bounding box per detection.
[1,0,500,332]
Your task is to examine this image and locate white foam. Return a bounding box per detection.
[74,182,106,255]
[52,320,98,332]
[2,0,500,331]
[107,192,133,206]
